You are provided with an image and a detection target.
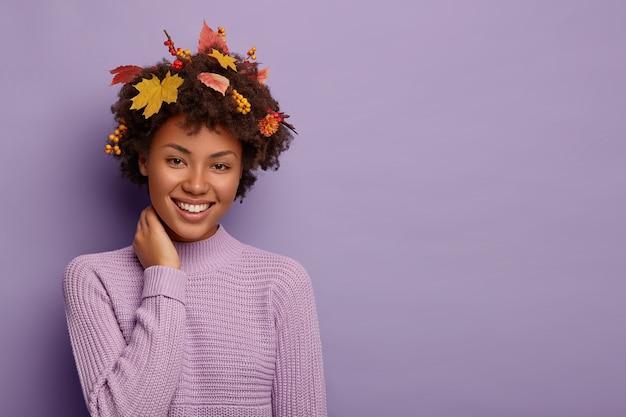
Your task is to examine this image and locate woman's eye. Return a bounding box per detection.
[168,157,184,166]
[214,163,229,171]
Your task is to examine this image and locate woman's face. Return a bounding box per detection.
[139,115,242,242]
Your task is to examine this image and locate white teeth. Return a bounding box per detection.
[176,202,210,213]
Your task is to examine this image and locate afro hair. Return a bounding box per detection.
[109,42,294,200]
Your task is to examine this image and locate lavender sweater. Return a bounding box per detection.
[63,226,326,417]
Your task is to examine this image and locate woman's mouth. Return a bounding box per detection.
[175,201,212,213]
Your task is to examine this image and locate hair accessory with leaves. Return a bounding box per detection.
[106,21,295,156]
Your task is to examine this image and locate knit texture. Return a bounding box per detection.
[63,226,326,417]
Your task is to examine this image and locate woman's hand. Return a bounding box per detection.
[133,206,181,269]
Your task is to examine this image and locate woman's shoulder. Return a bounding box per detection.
[66,245,136,269]
[63,246,140,284]
[236,244,319,319]
[235,242,314,295]
[239,243,308,276]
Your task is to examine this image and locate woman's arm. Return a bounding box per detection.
[63,207,185,417]
[271,264,327,417]
[64,259,186,416]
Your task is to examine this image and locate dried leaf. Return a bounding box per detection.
[208,48,237,71]
[257,67,269,84]
[197,72,230,95]
[130,71,184,118]
[198,20,229,54]
[240,62,269,84]
[109,65,142,85]
[278,112,297,134]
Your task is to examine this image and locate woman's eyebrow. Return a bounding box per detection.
[162,144,237,159]
[163,143,190,154]
[209,150,237,158]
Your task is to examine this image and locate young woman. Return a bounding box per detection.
[63,22,326,416]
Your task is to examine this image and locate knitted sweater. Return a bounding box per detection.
[63,226,326,417]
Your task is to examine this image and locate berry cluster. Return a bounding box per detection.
[163,30,191,70]
[176,48,192,60]
[247,46,257,61]
[104,123,127,155]
[217,26,226,37]
[232,89,251,114]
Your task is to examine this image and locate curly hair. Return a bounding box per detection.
[110,52,294,199]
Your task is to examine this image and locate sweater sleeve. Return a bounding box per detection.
[271,264,327,417]
[63,256,187,417]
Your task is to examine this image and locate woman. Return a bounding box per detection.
[63,22,327,417]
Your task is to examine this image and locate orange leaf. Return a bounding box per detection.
[109,65,142,85]
[257,67,269,84]
[197,72,230,95]
[240,62,269,84]
[198,20,229,54]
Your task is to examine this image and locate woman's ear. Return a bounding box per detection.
[138,154,148,176]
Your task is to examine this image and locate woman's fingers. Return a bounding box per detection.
[133,206,180,270]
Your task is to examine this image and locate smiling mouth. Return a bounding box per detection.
[175,201,212,213]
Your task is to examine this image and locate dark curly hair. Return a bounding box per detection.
[110,50,294,199]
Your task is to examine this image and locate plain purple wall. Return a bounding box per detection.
[1,1,624,416]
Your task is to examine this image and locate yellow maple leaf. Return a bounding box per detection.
[208,49,238,71]
[130,71,184,118]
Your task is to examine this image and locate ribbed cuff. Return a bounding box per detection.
[142,266,187,304]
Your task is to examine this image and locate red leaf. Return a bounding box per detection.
[197,20,229,55]
[197,72,230,95]
[257,67,269,84]
[109,65,142,85]
[240,62,269,84]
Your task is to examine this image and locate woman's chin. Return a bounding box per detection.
[165,224,219,243]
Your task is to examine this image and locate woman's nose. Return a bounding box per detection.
[182,168,210,195]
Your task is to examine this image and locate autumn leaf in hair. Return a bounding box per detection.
[256,67,269,84]
[130,72,184,118]
[198,20,229,54]
[240,61,269,84]
[208,49,238,71]
[109,65,142,85]
[197,72,230,95]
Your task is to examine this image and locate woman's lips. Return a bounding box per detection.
[172,199,215,221]
[175,201,211,213]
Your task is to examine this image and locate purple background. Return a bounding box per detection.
[1,1,625,416]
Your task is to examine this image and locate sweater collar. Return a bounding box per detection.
[172,225,242,273]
